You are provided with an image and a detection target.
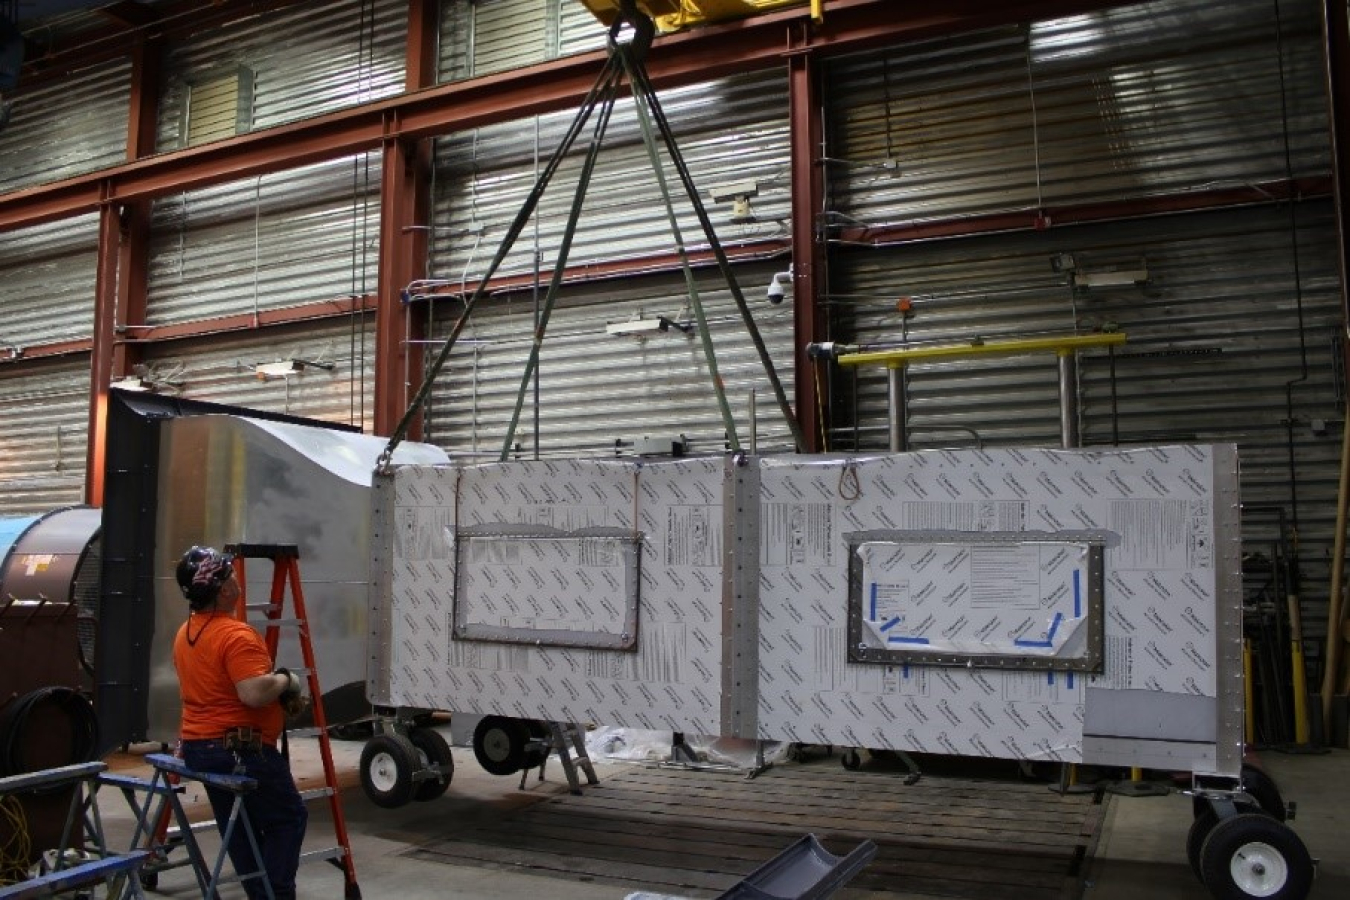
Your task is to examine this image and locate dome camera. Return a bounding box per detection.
[766,270,792,304]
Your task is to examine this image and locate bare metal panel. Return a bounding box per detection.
[144,414,446,741]
[421,261,796,459]
[0,214,98,349]
[0,359,91,515]
[430,69,789,283]
[146,155,382,326]
[155,0,407,149]
[0,58,131,194]
[825,0,1327,229]
[0,506,100,605]
[140,315,377,433]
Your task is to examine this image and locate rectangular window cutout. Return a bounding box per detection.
[185,66,253,147]
[846,531,1105,672]
[452,528,641,650]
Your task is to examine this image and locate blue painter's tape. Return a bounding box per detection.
[888,636,930,645]
[1073,569,1081,618]
[880,617,901,632]
[870,583,877,621]
[1015,612,1064,648]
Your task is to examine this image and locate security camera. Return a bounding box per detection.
[766,270,792,304]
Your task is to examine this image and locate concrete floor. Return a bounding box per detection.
[91,735,1350,900]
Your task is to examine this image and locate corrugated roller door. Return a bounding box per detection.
[0,360,92,515]
[0,214,98,349]
[145,154,382,326]
[155,0,406,148]
[825,0,1327,229]
[140,316,377,431]
[0,58,131,194]
[421,262,795,458]
[429,70,789,284]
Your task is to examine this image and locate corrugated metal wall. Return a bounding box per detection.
[155,0,407,150]
[0,213,98,348]
[827,0,1327,226]
[140,317,377,431]
[0,359,91,514]
[429,69,789,285]
[0,58,131,194]
[824,0,1343,658]
[437,0,606,84]
[145,155,382,325]
[421,262,795,458]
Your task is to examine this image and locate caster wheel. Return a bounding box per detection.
[359,733,418,808]
[1199,813,1313,900]
[139,870,158,891]
[473,716,530,776]
[408,727,454,801]
[1187,808,1219,881]
[1240,763,1287,822]
[841,749,862,771]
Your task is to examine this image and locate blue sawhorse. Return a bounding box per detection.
[0,761,150,899]
[112,753,273,900]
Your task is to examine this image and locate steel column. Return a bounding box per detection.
[373,0,437,438]
[789,28,825,451]
[85,200,121,506]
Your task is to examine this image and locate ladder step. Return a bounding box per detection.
[299,846,346,866]
[299,786,336,802]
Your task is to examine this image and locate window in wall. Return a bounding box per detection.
[183,66,254,146]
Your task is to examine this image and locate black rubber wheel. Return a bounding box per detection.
[1187,808,1219,882]
[841,749,862,771]
[408,727,453,802]
[473,716,529,776]
[359,734,418,809]
[139,870,158,891]
[1240,764,1287,822]
[1199,813,1313,900]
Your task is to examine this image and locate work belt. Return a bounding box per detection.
[222,726,265,752]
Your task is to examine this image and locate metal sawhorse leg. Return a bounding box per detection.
[116,753,274,900]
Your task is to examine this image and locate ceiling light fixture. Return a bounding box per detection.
[254,358,337,381]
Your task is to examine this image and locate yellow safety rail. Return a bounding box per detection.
[835,332,1127,369]
[577,0,809,33]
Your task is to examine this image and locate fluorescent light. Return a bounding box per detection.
[255,360,301,379]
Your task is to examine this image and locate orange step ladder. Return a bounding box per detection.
[227,543,361,900]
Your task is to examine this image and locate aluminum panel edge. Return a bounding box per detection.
[1213,443,1244,776]
[367,467,398,706]
[725,454,760,738]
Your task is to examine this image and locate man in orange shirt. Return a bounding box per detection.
[173,546,308,900]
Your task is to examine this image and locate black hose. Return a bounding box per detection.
[0,687,99,780]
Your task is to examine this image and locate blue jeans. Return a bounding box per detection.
[180,740,308,900]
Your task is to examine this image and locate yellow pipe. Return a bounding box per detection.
[836,332,1127,368]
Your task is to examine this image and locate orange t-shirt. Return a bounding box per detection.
[173,613,282,746]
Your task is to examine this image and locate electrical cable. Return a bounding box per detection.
[0,795,31,886]
[0,688,98,781]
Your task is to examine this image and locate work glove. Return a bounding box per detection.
[275,667,309,717]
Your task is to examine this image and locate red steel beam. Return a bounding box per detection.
[85,203,121,506]
[374,0,439,439]
[1325,0,1350,336]
[0,0,1140,232]
[789,32,825,452]
[834,177,1334,246]
[113,294,378,345]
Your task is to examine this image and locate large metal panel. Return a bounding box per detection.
[0,214,98,349]
[430,69,789,283]
[0,359,91,515]
[139,316,378,432]
[438,0,610,82]
[154,0,407,149]
[145,155,382,326]
[0,58,131,193]
[824,0,1328,228]
[420,261,796,459]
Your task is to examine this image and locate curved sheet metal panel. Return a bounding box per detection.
[0,517,40,585]
[141,414,447,742]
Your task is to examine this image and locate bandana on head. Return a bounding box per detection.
[193,555,230,587]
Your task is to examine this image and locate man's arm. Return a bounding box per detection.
[236,672,290,708]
